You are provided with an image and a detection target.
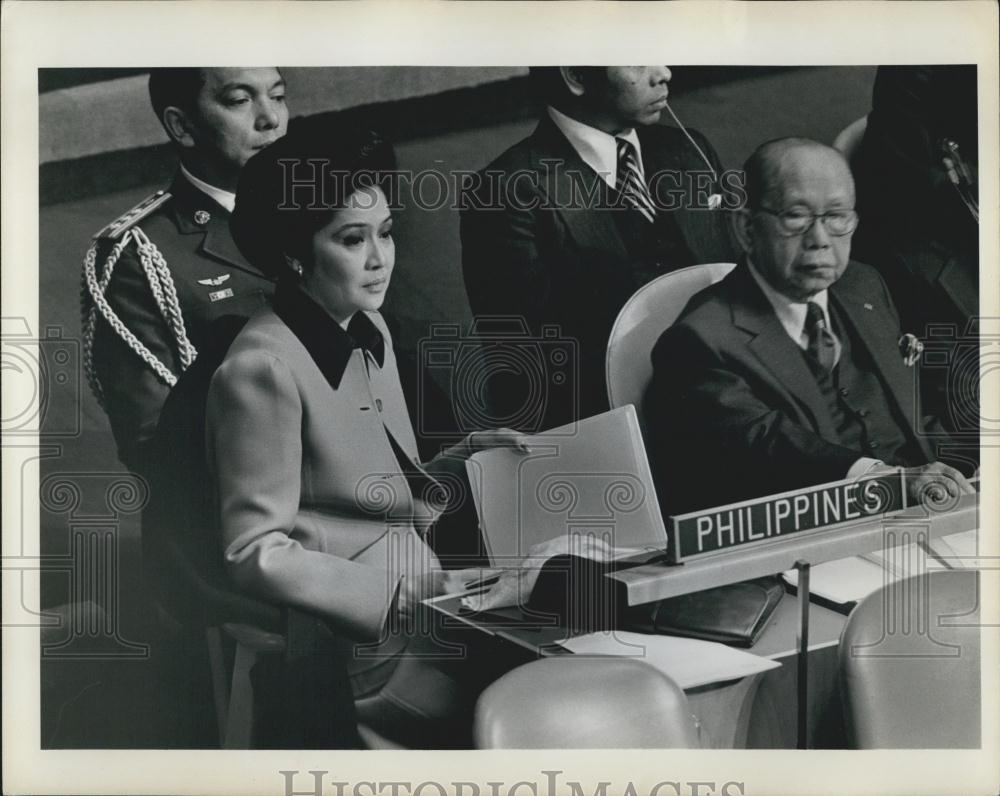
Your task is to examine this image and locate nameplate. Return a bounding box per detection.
[668,471,907,562]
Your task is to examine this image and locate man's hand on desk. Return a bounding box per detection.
[875,462,976,507]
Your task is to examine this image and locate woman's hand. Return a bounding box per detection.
[440,567,503,595]
[396,569,448,616]
[395,548,447,616]
[462,428,532,457]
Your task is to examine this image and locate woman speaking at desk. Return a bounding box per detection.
[208,121,523,745]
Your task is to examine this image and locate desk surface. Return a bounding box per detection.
[429,588,847,664]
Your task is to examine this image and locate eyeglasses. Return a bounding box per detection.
[757,206,858,237]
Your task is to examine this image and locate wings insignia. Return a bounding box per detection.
[197,274,232,287]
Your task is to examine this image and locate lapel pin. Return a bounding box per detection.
[899,333,924,367]
[863,302,874,311]
[197,273,231,287]
[194,210,211,225]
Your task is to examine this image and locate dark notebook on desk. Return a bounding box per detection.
[525,554,784,647]
[622,576,785,647]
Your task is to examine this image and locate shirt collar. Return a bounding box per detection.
[746,258,830,351]
[273,280,385,389]
[547,105,644,189]
[179,164,236,214]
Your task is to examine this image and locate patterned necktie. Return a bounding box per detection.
[615,138,657,223]
[805,300,839,373]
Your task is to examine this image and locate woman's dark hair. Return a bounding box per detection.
[230,118,398,276]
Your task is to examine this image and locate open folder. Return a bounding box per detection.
[465,405,669,566]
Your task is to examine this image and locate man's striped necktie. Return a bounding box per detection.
[615,137,657,224]
[805,300,840,373]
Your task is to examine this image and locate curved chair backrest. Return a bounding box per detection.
[143,315,282,631]
[474,656,700,748]
[833,115,869,164]
[144,315,364,749]
[606,262,736,425]
[839,570,981,748]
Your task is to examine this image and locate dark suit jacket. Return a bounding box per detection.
[646,260,939,514]
[461,116,738,429]
[90,173,275,471]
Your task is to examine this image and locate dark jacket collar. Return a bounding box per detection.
[168,172,231,232]
[829,263,924,444]
[273,280,385,389]
[723,260,835,436]
[528,116,630,264]
[167,172,267,277]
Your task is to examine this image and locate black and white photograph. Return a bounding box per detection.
[3,2,998,795]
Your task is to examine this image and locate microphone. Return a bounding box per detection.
[940,138,979,223]
[663,99,723,210]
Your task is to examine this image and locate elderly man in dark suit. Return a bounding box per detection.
[82,67,288,473]
[461,67,737,432]
[646,137,973,515]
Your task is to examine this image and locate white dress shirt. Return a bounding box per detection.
[180,164,236,214]
[547,106,644,189]
[746,259,836,354]
[747,259,881,478]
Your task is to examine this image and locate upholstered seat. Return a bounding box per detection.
[839,569,980,748]
[474,656,700,748]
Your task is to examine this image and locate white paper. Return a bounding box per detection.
[782,556,899,604]
[560,630,781,690]
[465,405,668,565]
[929,529,980,562]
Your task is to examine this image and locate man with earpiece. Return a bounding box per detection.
[460,67,738,433]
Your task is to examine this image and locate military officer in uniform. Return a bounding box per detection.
[82,67,289,473]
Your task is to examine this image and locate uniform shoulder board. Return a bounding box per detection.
[93,190,172,241]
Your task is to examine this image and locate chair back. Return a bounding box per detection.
[143,314,281,631]
[474,656,700,748]
[606,262,736,425]
[833,115,869,164]
[144,315,364,749]
[839,570,981,748]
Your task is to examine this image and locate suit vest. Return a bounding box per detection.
[802,302,925,467]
